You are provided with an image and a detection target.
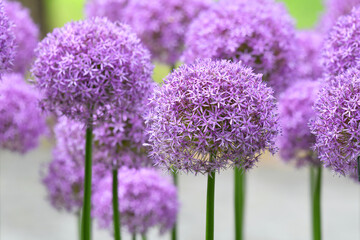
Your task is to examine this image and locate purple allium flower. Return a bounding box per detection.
[92,167,179,235]
[278,80,322,167]
[0,73,47,153]
[310,67,360,176]
[319,0,360,32]
[85,0,211,65]
[322,6,360,77]
[146,59,279,174]
[31,17,153,124]
[182,0,298,93]
[296,31,324,80]
[4,0,39,74]
[0,1,15,75]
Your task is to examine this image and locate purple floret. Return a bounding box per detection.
[182,0,298,94]
[146,59,279,174]
[322,6,360,77]
[0,73,47,153]
[92,167,179,235]
[278,80,322,167]
[0,1,15,75]
[85,0,211,65]
[4,0,39,73]
[310,67,360,176]
[31,18,153,124]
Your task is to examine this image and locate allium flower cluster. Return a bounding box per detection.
[297,31,324,80]
[85,0,211,65]
[322,6,360,77]
[92,167,179,235]
[147,59,279,174]
[310,67,360,176]
[4,0,39,73]
[278,80,322,167]
[0,1,15,75]
[0,73,47,153]
[31,18,153,123]
[182,0,298,93]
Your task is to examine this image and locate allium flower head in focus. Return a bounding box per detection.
[0,1,15,75]
[146,59,279,174]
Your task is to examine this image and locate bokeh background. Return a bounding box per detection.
[0,0,359,239]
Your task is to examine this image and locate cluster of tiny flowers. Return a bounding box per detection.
[92,167,179,235]
[146,59,279,174]
[278,80,322,167]
[310,67,360,176]
[182,0,298,93]
[86,0,211,65]
[296,31,324,80]
[32,18,153,123]
[4,0,39,73]
[319,0,360,31]
[0,73,47,153]
[322,6,360,77]
[0,1,15,75]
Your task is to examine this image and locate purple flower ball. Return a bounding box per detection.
[4,0,39,74]
[296,31,324,80]
[85,0,211,65]
[182,0,298,93]
[31,17,153,124]
[0,1,15,75]
[278,80,322,167]
[322,6,360,77]
[0,73,47,153]
[92,167,179,235]
[146,59,279,174]
[310,67,360,176]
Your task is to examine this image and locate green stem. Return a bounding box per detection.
[113,168,121,240]
[170,64,176,72]
[206,153,216,240]
[311,166,322,240]
[172,171,178,240]
[78,211,82,240]
[234,167,245,240]
[81,125,93,240]
[357,156,360,182]
[132,233,136,240]
[141,234,147,240]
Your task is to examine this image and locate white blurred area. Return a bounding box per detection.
[1,142,359,240]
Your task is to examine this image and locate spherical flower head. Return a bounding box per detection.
[92,167,179,235]
[0,73,47,153]
[86,0,211,65]
[322,6,360,77]
[278,80,322,167]
[31,17,153,124]
[310,67,360,176]
[4,0,39,74]
[0,1,15,75]
[146,59,279,174]
[296,31,324,80]
[182,0,298,93]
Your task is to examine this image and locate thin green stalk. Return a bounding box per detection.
[81,125,93,240]
[78,211,82,240]
[132,234,136,240]
[113,168,121,240]
[311,166,322,240]
[234,167,245,240]
[357,156,360,182]
[141,234,147,240]
[172,170,178,240]
[206,152,216,240]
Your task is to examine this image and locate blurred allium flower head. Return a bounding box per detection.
[297,31,324,80]
[310,67,360,176]
[278,80,322,167]
[182,0,298,93]
[0,1,15,75]
[322,6,360,77]
[85,0,211,65]
[31,17,153,124]
[319,0,360,31]
[93,167,179,235]
[4,0,39,73]
[146,59,279,174]
[0,73,47,153]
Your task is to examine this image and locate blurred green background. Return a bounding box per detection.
[43,0,324,82]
